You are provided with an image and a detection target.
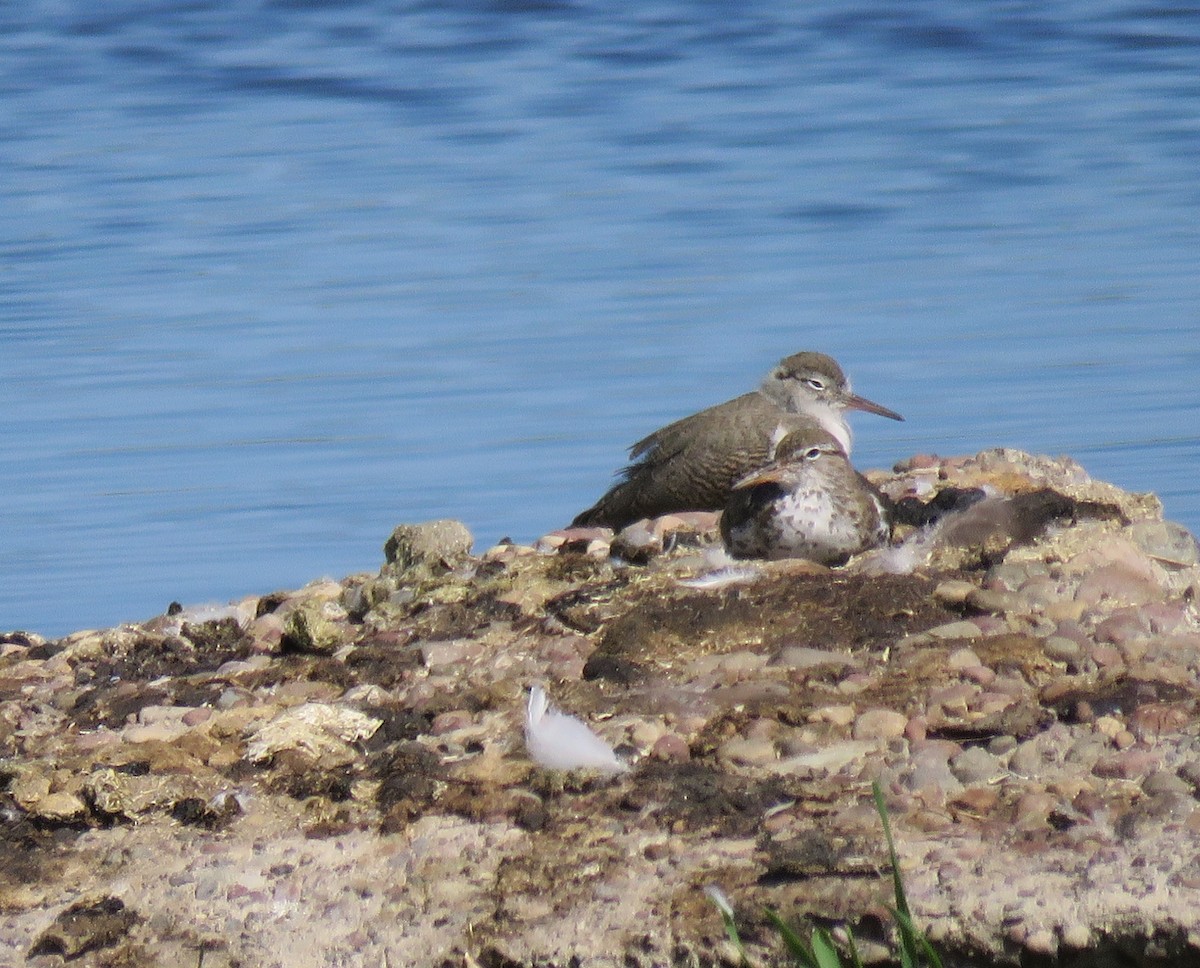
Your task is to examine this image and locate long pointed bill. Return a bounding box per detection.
[845,393,904,421]
[732,464,788,490]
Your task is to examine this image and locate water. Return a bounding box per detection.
[2,1,1198,639]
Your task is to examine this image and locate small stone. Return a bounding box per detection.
[1178,760,1200,791]
[1127,520,1200,566]
[281,601,345,655]
[1008,740,1044,776]
[1041,599,1086,622]
[904,743,962,796]
[384,520,473,572]
[1142,769,1193,797]
[1129,702,1191,737]
[1061,922,1091,949]
[1093,611,1149,646]
[924,620,983,641]
[1075,562,1161,608]
[960,665,996,686]
[852,708,908,742]
[950,786,1000,816]
[419,638,476,670]
[950,746,1001,784]
[1013,790,1057,830]
[808,704,857,728]
[181,707,213,728]
[35,791,89,822]
[774,647,859,671]
[933,580,977,605]
[1141,602,1189,635]
[717,736,777,768]
[651,734,690,762]
[946,647,982,671]
[988,735,1018,756]
[966,588,1027,615]
[430,711,473,735]
[610,522,662,562]
[1018,575,1073,606]
[1093,749,1160,780]
[1043,636,1081,661]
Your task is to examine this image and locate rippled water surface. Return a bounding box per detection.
[3,1,1199,637]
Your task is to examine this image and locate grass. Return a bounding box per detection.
[707,781,943,968]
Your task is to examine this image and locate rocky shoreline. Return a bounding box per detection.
[5,448,1200,967]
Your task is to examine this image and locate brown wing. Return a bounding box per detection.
[573,394,790,528]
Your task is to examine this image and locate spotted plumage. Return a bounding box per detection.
[720,426,891,563]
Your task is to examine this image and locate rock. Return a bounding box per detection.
[244,702,381,767]
[280,600,347,655]
[852,708,909,741]
[383,519,473,573]
[1127,520,1200,566]
[29,896,139,959]
[4,448,1200,968]
[950,746,1001,784]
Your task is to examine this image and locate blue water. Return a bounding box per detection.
[2,2,1198,638]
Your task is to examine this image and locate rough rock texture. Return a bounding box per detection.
[5,450,1200,967]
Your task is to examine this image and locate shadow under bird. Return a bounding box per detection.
[721,425,891,564]
[572,351,902,530]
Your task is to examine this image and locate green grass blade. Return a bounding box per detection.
[705,887,752,966]
[843,924,864,968]
[810,926,846,968]
[889,906,944,968]
[871,780,910,919]
[764,909,821,968]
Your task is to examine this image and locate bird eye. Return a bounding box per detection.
[804,447,822,460]
[805,378,825,391]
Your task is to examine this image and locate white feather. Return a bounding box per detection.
[679,566,761,589]
[524,686,627,773]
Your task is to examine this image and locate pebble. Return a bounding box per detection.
[1012,791,1057,830]
[610,522,661,562]
[1129,702,1191,737]
[808,704,857,728]
[950,786,1000,815]
[1018,576,1073,607]
[687,650,768,678]
[946,647,982,671]
[1127,520,1200,566]
[933,580,977,605]
[925,620,984,641]
[1043,636,1081,661]
[1008,739,1046,776]
[852,709,909,741]
[1142,770,1193,798]
[717,736,777,768]
[651,734,690,762]
[430,711,474,735]
[967,588,1028,615]
[1093,611,1149,646]
[384,519,474,572]
[950,746,1001,784]
[419,638,478,670]
[1075,563,1161,609]
[1092,750,1160,780]
[122,720,192,743]
[773,646,860,671]
[905,743,962,796]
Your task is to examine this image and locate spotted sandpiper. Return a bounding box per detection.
[720,425,891,563]
[572,351,902,530]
